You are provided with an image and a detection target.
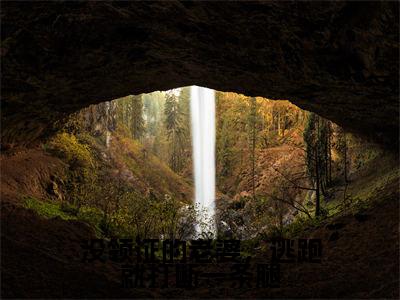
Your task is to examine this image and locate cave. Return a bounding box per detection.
[2,1,398,147]
[1,1,399,299]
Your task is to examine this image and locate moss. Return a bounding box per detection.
[281,214,327,238]
[324,201,343,217]
[23,196,110,237]
[60,201,80,216]
[23,196,77,221]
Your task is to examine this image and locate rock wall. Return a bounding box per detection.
[1,1,398,147]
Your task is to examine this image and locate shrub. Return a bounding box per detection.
[46,132,99,208]
[60,201,80,216]
[23,197,107,237]
[283,216,317,238]
[47,132,94,168]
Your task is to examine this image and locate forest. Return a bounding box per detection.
[2,86,398,299]
[21,86,389,243]
[2,2,398,298]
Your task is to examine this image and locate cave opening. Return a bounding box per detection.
[1,2,398,298]
[39,84,379,242]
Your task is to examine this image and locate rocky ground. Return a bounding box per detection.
[1,146,398,298]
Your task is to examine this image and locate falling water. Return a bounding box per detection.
[190,86,216,237]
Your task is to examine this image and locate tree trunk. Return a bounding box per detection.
[344,133,348,184]
[315,149,321,217]
[328,125,332,184]
[277,111,281,136]
[315,116,321,217]
[251,98,256,201]
[325,128,329,188]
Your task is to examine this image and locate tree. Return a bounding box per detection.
[247,97,259,201]
[131,95,145,140]
[216,92,248,190]
[164,91,186,172]
[114,95,145,140]
[340,131,349,184]
[336,127,350,203]
[217,120,234,177]
[177,87,192,171]
[303,113,333,217]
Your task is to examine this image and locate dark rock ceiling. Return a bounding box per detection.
[1,1,399,147]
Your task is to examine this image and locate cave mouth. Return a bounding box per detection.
[38,85,373,241]
[1,83,397,296]
[2,1,398,152]
[1,2,399,298]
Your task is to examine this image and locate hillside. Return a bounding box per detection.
[1,127,194,239]
[2,150,398,298]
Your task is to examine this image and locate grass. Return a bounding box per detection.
[23,196,106,237]
[23,196,77,220]
[282,148,399,239]
[22,196,161,239]
[282,215,324,238]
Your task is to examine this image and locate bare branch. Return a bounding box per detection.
[271,166,316,191]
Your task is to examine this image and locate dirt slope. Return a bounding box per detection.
[1,141,398,298]
[1,170,398,298]
[0,148,65,203]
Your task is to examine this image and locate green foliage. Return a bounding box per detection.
[282,215,322,238]
[324,201,343,217]
[319,206,329,218]
[23,196,77,220]
[303,112,318,179]
[48,132,94,168]
[46,132,99,209]
[117,192,193,239]
[304,113,332,181]
[303,113,334,216]
[177,87,192,169]
[164,91,187,172]
[142,91,169,160]
[351,196,371,212]
[24,196,113,237]
[115,95,145,140]
[247,97,259,199]
[113,129,192,203]
[217,121,234,176]
[266,225,284,239]
[131,95,145,140]
[215,94,304,196]
[246,97,261,141]
[77,206,104,226]
[60,201,80,216]
[240,239,260,256]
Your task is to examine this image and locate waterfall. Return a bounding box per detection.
[190,86,216,237]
